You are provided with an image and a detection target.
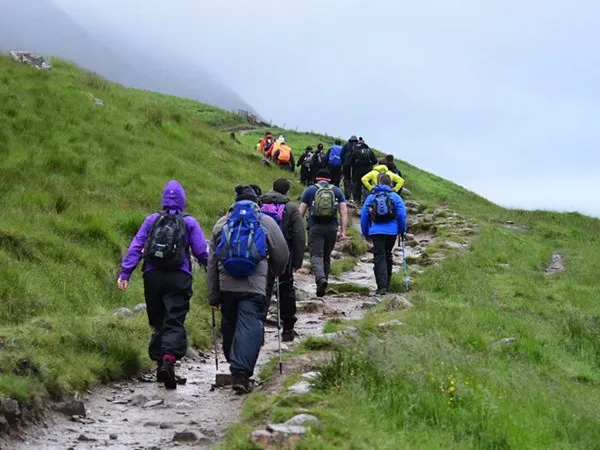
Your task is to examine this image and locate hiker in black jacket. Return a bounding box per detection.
[309,143,327,182]
[349,141,377,205]
[260,178,307,341]
[341,135,358,201]
[296,146,315,186]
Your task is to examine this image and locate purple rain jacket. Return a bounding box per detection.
[118,180,209,281]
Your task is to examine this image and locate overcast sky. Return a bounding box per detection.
[54,0,600,217]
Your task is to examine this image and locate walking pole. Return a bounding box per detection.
[211,308,219,372]
[401,235,410,292]
[275,276,283,375]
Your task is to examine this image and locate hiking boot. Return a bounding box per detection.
[282,329,295,342]
[156,360,165,383]
[232,376,251,395]
[316,279,328,298]
[158,354,177,390]
[376,288,388,296]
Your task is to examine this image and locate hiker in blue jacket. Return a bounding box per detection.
[360,174,407,295]
[325,139,344,187]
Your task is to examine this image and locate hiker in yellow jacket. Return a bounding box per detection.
[361,160,405,194]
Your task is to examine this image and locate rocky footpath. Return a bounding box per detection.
[2,200,475,449]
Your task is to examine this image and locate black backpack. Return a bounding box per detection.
[143,211,188,270]
[356,146,371,165]
[369,192,397,223]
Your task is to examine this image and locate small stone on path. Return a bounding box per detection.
[288,381,312,395]
[142,399,164,409]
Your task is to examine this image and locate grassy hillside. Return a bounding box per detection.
[0,55,307,401]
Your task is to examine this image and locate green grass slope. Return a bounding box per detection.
[0,56,308,401]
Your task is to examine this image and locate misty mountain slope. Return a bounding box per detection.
[0,0,255,113]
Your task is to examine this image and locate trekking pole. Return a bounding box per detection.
[275,276,283,375]
[401,235,410,292]
[211,308,219,372]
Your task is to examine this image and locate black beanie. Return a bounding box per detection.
[234,185,258,203]
[273,178,292,195]
[316,169,331,180]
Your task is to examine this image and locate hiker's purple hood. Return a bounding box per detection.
[162,180,186,212]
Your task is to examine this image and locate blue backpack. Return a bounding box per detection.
[215,201,268,277]
[369,192,397,223]
[328,145,343,167]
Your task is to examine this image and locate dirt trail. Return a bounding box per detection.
[9,206,440,450]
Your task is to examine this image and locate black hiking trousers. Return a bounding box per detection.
[342,165,353,200]
[327,165,343,187]
[266,256,297,331]
[300,166,312,186]
[352,166,372,205]
[372,234,397,290]
[277,163,294,172]
[308,222,338,284]
[220,291,266,379]
[143,270,192,361]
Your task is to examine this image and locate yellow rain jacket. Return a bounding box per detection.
[362,164,405,193]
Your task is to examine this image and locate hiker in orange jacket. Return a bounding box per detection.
[272,136,295,172]
[257,132,275,157]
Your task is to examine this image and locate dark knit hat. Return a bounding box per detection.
[234,184,259,203]
[273,178,292,195]
[349,135,358,142]
[316,169,331,180]
[249,184,262,197]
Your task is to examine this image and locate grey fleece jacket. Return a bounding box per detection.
[259,190,306,270]
[207,212,289,305]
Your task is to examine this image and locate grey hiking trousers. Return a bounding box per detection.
[308,222,338,284]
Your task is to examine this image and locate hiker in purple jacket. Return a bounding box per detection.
[118,180,208,389]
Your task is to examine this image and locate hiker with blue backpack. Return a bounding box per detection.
[325,139,344,187]
[360,174,407,295]
[207,185,289,394]
[260,178,306,341]
[298,169,348,297]
[118,180,209,389]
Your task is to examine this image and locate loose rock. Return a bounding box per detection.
[9,50,52,70]
[378,320,404,328]
[251,430,273,446]
[129,394,148,406]
[55,400,85,417]
[142,399,164,409]
[385,296,413,311]
[284,414,320,426]
[109,433,118,440]
[267,423,306,444]
[112,307,133,318]
[133,303,147,313]
[288,381,312,395]
[546,252,565,276]
[172,430,206,443]
[301,372,319,381]
[77,434,97,442]
[93,98,104,107]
